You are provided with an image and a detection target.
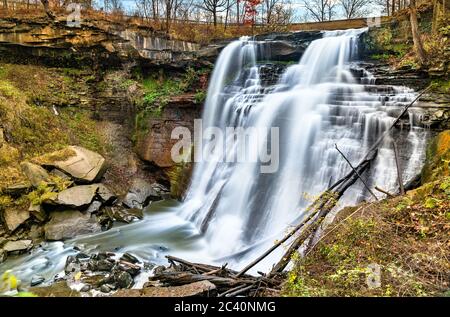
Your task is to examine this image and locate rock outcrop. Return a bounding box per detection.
[0,16,201,68]
[36,146,107,183]
[2,208,30,232]
[136,94,202,169]
[20,162,50,187]
[52,184,100,208]
[44,210,102,241]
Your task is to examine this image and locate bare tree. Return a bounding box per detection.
[303,0,337,22]
[135,0,155,19]
[199,0,228,26]
[40,0,55,18]
[109,0,124,12]
[338,0,372,19]
[409,0,426,64]
[263,0,281,24]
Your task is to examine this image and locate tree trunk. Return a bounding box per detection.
[40,0,55,19]
[236,1,240,26]
[213,8,217,27]
[224,0,230,30]
[410,0,427,65]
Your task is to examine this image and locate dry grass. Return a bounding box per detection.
[0,63,104,190]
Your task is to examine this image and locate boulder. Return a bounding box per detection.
[20,162,50,187]
[2,208,30,232]
[113,281,217,297]
[105,207,143,223]
[3,182,32,197]
[0,249,6,263]
[29,203,46,222]
[97,184,116,204]
[53,184,100,208]
[38,146,107,183]
[123,179,169,209]
[3,239,33,253]
[44,210,102,241]
[86,200,102,213]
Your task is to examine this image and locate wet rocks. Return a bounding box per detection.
[115,271,133,289]
[20,162,50,187]
[63,251,144,293]
[30,275,45,287]
[0,249,6,263]
[123,178,169,209]
[44,210,102,241]
[104,207,143,223]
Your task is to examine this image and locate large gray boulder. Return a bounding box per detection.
[123,179,169,209]
[20,162,50,187]
[39,146,107,183]
[52,184,100,208]
[2,208,30,232]
[44,210,102,241]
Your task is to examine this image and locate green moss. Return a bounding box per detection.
[26,182,57,205]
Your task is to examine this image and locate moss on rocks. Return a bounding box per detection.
[421,130,450,183]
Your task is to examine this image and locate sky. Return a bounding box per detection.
[99,0,385,23]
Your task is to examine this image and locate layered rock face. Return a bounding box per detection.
[0,16,200,67]
[136,94,202,168]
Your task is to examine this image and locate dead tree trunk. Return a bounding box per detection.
[410,0,427,65]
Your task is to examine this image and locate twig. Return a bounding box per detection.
[375,186,395,198]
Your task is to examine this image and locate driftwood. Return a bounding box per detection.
[375,186,395,198]
[148,256,281,296]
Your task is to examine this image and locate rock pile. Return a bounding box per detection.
[0,146,169,264]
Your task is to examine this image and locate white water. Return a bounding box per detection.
[0,29,429,284]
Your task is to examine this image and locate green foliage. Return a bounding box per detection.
[395,197,414,212]
[27,182,57,205]
[371,53,392,60]
[424,197,441,209]
[194,90,207,104]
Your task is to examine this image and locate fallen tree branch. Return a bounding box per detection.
[240,85,431,278]
[335,143,379,200]
[375,186,395,198]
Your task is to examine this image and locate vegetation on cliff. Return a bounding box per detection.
[0,64,104,190]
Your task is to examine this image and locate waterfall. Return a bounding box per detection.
[0,28,429,283]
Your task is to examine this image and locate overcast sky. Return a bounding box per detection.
[101,0,385,23]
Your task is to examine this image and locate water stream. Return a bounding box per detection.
[0,28,429,286]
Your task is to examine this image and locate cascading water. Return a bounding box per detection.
[0,28,429,285]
